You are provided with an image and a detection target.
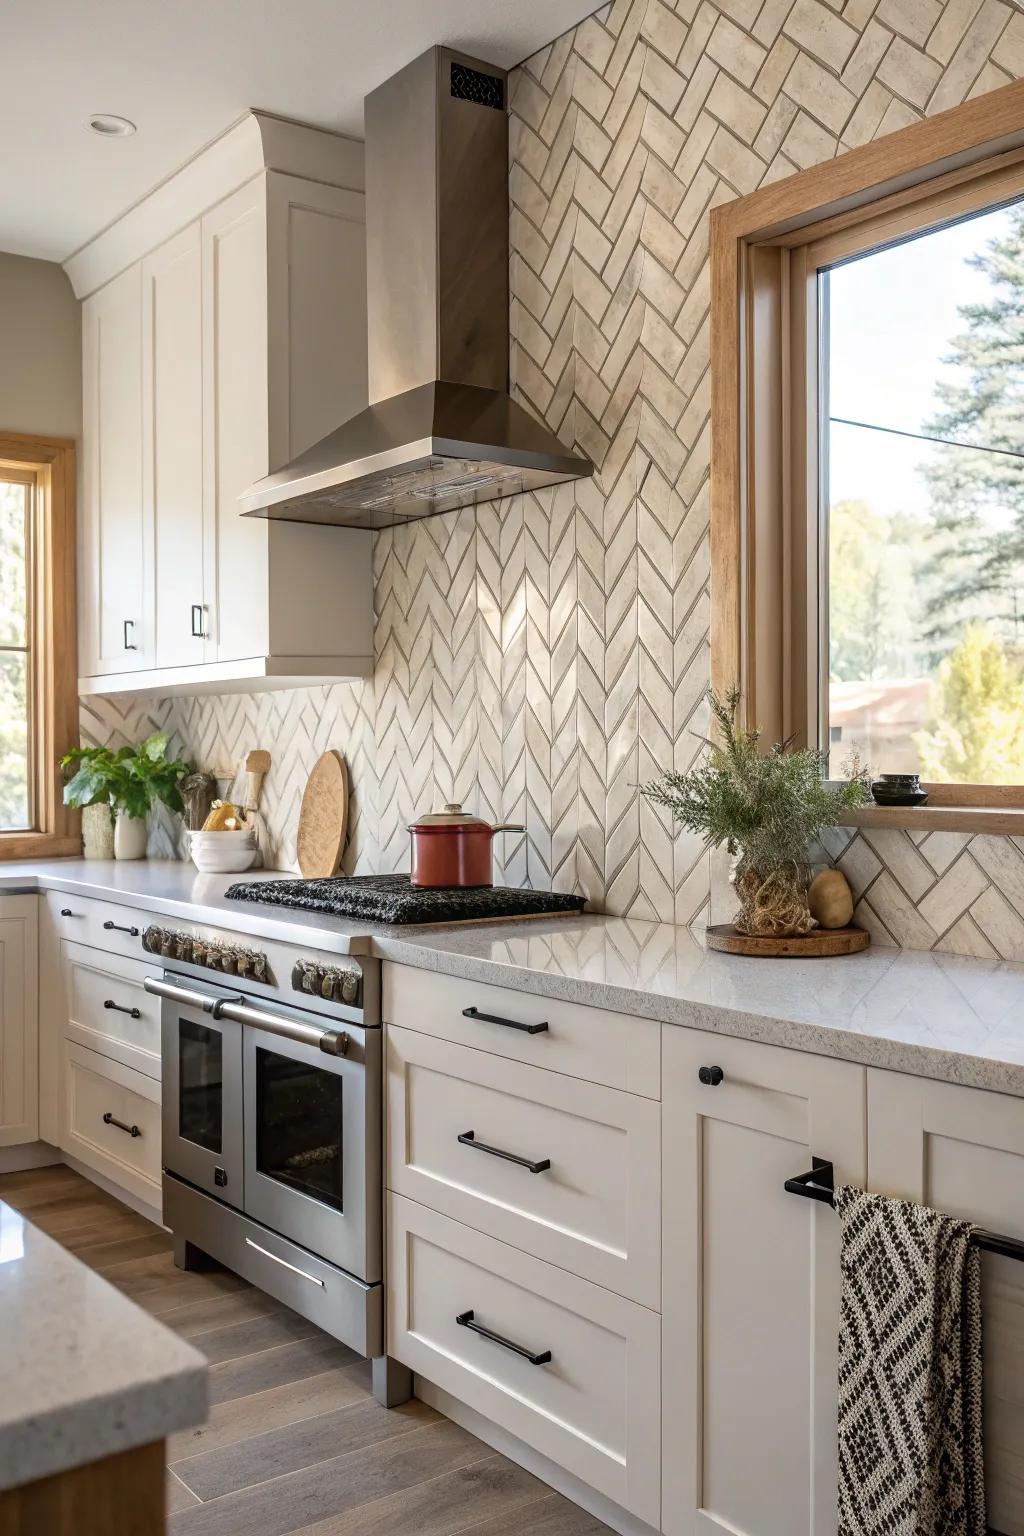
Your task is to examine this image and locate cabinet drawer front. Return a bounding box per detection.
[65,942,161,1077]
[388,1196,660,1525]
[383,964,659,1099]
[387,1026,660,1307]
[64,1042,161,1208]
[48,892,148,963]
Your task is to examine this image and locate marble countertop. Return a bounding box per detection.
[5,859,1024,1097]
[0,1200,206,1490]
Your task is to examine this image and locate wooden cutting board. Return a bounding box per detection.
[297,751,349,878]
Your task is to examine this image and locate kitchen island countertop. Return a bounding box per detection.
[0,1199,206,1491]
[4,859,1024,1098]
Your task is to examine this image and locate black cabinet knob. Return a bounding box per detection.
[698,1064,724,1086]
[60,908,74,917]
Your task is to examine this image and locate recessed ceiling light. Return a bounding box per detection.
[85,114,136,138]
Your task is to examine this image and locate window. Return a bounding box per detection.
[0,433,78,858]
[821,200,1024,785]
[711,76,1024,820]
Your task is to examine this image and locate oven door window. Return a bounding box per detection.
[178,1018,223,1154]
[255,1046,344,1211]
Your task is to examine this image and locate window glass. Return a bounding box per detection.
[0,478,30,830]
[823,200,1024,783]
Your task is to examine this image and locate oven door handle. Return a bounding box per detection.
[216,999,349,1057]
[144,976,225,1013]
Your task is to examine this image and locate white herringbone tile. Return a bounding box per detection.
[84,0,1024,957]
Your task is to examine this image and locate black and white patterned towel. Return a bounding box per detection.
[835,1185,985,1536]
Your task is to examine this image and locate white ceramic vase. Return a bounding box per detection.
[81,802,115,860]
[113,812,148,861]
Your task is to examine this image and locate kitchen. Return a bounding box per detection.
[4,2,1024,1534]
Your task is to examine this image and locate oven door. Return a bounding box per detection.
[148,973,245,1209]
[233,1001,380,1281]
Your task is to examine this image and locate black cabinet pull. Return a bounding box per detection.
[103,1112,140,1138]
[698,1065,724,1086]
[104,999,142,1020]
[59,908,75,917]
[458,1130,550,1175]
[456,1309,551,1366]
[462,1006,548,1035]
[123,619,138,651]
[191,604,206,638]
[103,921,140,937]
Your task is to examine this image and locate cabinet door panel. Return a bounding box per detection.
[202,180,269,663]
[0,897,38,1146]
[868,1069,1024,1536]
[82,264,150,673]
[144,222,206,668]
[662,1026,865,1536]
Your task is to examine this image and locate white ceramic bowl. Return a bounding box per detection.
[188,828,258,873]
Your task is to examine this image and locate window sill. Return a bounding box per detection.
[0,834,81,862]
[841,804,1024,835]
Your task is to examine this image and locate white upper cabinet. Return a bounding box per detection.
[82,264,151,674]
[72,113,373,697]
[143,221,206,670]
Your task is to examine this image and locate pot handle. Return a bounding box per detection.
[492,823,526,835]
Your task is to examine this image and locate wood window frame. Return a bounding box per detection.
[0,432,80,859]
[711,77,1024,833]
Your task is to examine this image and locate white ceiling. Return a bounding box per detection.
[3,0,598,264]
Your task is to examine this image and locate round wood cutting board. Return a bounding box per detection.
[297,751,349,878]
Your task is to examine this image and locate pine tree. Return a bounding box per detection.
[923,205,1024,647]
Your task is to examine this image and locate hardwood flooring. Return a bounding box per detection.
[0,1166,611,1536]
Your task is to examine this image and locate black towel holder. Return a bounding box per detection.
[784,1157,1024,1263]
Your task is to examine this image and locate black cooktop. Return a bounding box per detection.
[224,872,587,926]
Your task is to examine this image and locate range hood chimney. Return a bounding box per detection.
[240,46,592,529]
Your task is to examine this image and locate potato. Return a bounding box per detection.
[808,867,854,929]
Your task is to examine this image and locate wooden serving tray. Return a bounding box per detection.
[705,924,870,957]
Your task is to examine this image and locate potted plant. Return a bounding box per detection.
[641,689,870,938]
[62,733,191,860]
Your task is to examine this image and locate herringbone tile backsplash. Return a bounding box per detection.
[85,0,1024,958]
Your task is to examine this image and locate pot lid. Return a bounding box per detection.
[409,802,490,830]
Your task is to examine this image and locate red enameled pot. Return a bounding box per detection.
[408,803,526,888]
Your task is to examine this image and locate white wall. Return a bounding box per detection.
[0,252,81,440]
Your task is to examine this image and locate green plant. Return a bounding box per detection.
[641,688,870,871]
[61,733,190,820]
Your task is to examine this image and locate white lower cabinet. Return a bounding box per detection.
[868,1069,1024,1536]
[63,1041,161,1208]
[0,896,39,1147]
[661,1027,866,1536]
[388,1194,661,1525]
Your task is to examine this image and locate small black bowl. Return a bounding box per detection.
[871,774,928,807]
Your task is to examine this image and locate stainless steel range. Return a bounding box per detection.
[143,923,409,1407]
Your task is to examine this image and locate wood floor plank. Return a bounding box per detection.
[291,1453,546,1536]
[168,1468,202,1515]
[167,1421,488,1536]
[169,1362,373,1463]
[209,1334,359,1407]
[455,1491,609,1535]
[192,1309,323,1367]
[175,1397,437,1503]
[79,1229,174,1269]
[159,1286,293,1341]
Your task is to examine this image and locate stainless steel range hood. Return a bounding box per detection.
[240,46,592,530]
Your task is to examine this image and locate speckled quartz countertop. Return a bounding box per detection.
[0,1200,206,1490]
[5,859,1024,1098]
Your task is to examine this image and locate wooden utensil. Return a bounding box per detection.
[244,750,272,814]
[297,751,349,878]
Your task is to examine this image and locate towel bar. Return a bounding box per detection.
[784,1159,1024,1263]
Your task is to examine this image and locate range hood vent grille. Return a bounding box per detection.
[239,46,592,530]
[450,61,504,109]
